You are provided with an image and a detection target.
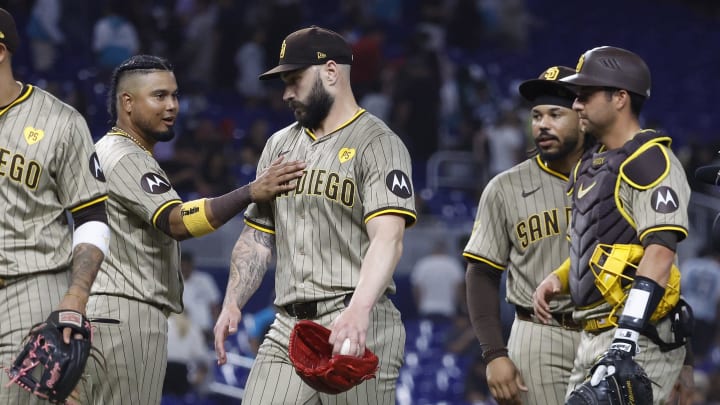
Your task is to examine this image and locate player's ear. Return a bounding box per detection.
[120,92,133,114]
[0,43,9,64]
[323,61,339,86]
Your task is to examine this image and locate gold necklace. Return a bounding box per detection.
[111,126,151,154]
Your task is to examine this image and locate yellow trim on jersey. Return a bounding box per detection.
[0,84,33,117]
[69,195,109,213]
[305,109,366,140]
[638,225,688,242]
[151,199,183,227]
[619,139,671,190]
[615,171,637,229]
[535,155,569,181]
[552,257,571,293]
[462,252,504,270]
[615,137,673,229]
[364,208,417,227]
[243,218,276,235]
[180,198,216,237]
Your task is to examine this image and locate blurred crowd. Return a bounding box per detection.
[2,0,719,403]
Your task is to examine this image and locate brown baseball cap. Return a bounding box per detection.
[0,8,19,53]
[562,46,651,98]
[519,66,577,108]
[259,26,353,81]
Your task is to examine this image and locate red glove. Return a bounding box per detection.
[289,320,379,394]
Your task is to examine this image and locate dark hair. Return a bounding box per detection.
[107,55,174,123]
[602,87,645,117]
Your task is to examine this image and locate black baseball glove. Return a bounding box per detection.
[566,348,654,405]
[4,310,92,404]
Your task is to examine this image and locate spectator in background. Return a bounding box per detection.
[391,27,442,163]
[26,0,64,73]
[164,312,211,399]
[681,239,720,361]
[177,0,218,87]
[92,1,140,78]
[244,305,276,355]
[484,108,525,177]
[196,148,237,198]
[350,24,385,100]
[411,240,465,320]
[235,28,267,100]
[181,252,222,342]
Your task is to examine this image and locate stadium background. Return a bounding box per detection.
[3,0,719,403]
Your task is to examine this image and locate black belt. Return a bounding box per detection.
[283,294,353,319]
[515,306,581,331]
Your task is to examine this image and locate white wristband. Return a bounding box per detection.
[73,221,110,257]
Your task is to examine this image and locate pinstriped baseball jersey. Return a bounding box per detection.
[244,109,416,307]
[91,132,183,313]
[463,155,574,312]
[0,84,107,277]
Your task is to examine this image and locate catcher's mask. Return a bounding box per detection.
[589,243,680,324]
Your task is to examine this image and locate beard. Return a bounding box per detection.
[536,131,580,162]
[290,76,333,130]
[136,118,176,142]
[150,128,175,142]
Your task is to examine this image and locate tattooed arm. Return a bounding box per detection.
[213,225,275,365]
[56,243,105,343]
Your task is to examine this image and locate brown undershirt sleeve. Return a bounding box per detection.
[466,260,508,363]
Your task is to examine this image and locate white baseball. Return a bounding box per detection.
[340,338,352,355]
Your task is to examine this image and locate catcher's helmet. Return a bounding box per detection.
[562,46,651,98]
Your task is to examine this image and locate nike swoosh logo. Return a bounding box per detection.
[521,187,541,198]
[577,181,597,199]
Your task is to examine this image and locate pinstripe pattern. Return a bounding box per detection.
[91,134,183,312]
[0,85,107,276]
[508,318,580,405]
[0,84,107,404]
[567,318,685,404]
[244,110,416,307]
[464,156,574,311]
[242,110,414,403]
[86,132,183,404]
[85,294,169,405]
[243,296,404,405]
[463,156,579,404]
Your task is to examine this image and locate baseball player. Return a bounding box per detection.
[463,65,589,405]
[214,26,417,404]
[83,55,306,405]
[533,46,690,403]
[0,8,110,404]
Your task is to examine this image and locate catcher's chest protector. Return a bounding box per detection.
[569,132,662,307]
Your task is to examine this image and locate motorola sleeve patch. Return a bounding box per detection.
[89,152,106,182]
[141,173,172,194]
[650,186,679,213]
[386,170,413,198]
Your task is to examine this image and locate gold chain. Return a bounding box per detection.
[110,126,151,154]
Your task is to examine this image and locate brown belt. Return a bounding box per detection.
[515,306,581,331]
[283,293,353,320]
[0,276,5,289]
